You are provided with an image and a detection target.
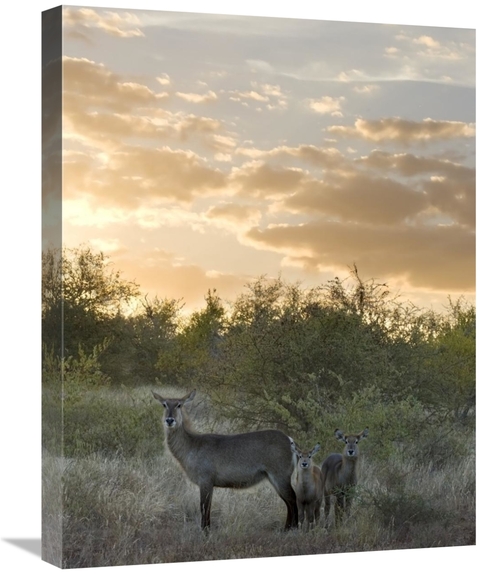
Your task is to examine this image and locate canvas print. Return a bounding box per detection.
[42,5,475,569]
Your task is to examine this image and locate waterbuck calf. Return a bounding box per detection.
[152,389,298,531]
[322,428,369,525]
[289,440,323,531]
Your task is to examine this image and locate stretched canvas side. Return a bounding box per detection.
[42,5,63,568]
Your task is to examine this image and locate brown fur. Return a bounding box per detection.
[152,390,298,531]
[289,440,323,531]
[322,428,369,526]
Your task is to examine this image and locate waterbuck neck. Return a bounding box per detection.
[339,453,358,482]
[165,415,198,461]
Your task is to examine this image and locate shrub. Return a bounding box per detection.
[63,388,163,459]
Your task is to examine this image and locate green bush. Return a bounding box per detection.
[368,481,444,542]
[64,389,163,459]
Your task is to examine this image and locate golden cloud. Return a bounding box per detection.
[63,57,166,114]
[176,90,218,103]
[356,151,475,228]
[328,117,475,143]
[307,96,344,116]
[63,57,228,153]
[245,220,475,292]
[63,7,144,39]
[283,175,427,225]
[230,162,307,199]
[64,144,227,208]
[205,204,263,233]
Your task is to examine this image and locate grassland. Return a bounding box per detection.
[42,385,475,569]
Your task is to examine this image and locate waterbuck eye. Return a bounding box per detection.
[176,402,182,408]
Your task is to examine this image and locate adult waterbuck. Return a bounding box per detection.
[152,389,298,531]
[322,428,369,525]
[289,440,323,531]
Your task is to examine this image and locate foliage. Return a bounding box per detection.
[156,289,226,389]
[420,298,476,421]
[42,344,161,458]
[42,245,140,365]
[129,295,183,383]
[63,389,162,459]
[44,245,475,458]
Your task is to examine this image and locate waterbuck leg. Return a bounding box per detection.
[324,493,331,525]
[297,501,305,528]
[334,493,343,524]
[314,501,321,524]
[284,495,299,530]
[275,480,298,529]
[344,488,354,515]
[305,506,315,532]
[199,485,213,530]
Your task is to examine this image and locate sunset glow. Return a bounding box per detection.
[59,6,475,312]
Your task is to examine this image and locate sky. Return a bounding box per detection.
[52,5,475,313]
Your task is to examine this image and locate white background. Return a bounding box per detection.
[1,1,494,572]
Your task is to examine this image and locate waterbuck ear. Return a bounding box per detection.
[310,443,321,456]
[289,438,299,456]
[181,389,196,405]
[334,429,345,441]
[359,427,369,439]
[152,391,165,404]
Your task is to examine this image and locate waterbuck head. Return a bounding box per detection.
[152,389,196,429]
[335,428,369,459]
[290,440,321,470]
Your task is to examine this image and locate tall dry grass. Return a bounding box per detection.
[49,386,475,568]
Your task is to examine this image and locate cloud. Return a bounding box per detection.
[235,144,351,172]
[63,7,144,39]
[414,35,441,49]
[353,84,380,95]
[205,203,263,233]
[230,162,308,199]
[260,84,284,97]
[63,57,233,154]
[336,69,365,82]
[327,117,475,143]
[64,144,227,208]
[176,90,218,103]
[228,83,288,111]
[245,220,475,292]
[395,31,475,62]
[246,59,275,74]
[307,96,344,116]
[356,150,475,228]
[156,74,171,86]
[383,31,475,85]
[209,134,238,154]
[108,146,227,204]
[282,175,427,225]
[357,150,474,180]
[385,47,399,56]
[423,175,475,229]
[228,145,474,234]
[230,90,269,103]
[63,57,167,115]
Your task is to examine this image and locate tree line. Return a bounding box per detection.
[42,246,475,456]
